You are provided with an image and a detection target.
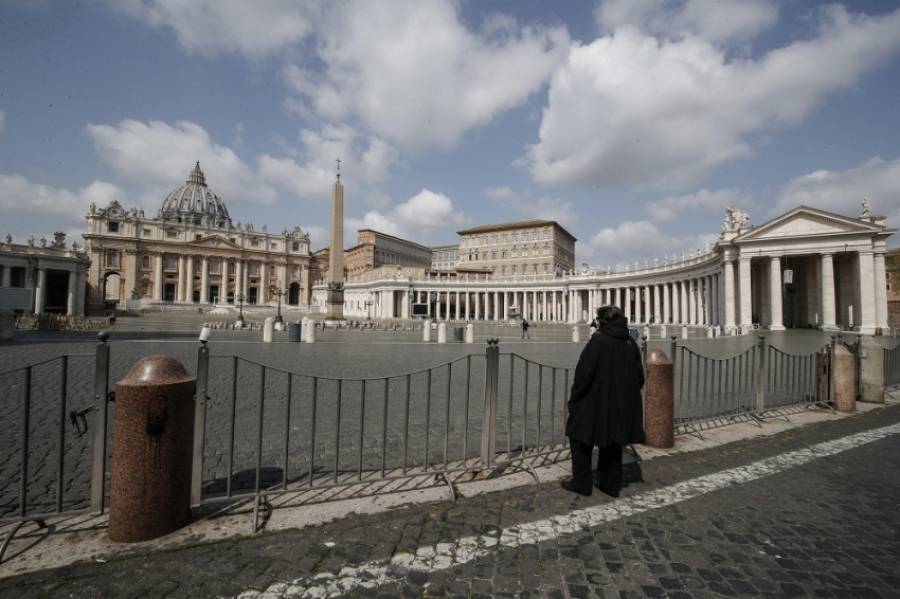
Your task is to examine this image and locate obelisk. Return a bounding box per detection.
[326,159,345,320]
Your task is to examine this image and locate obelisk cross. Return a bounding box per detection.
[336,157,341,179]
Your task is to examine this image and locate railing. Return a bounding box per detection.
[0,334,112,562]
[670,335,832,433]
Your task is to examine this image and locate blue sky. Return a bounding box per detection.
[2,0,900,267]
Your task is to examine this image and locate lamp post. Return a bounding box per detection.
[270,286,285,324]
[236,292,245,325]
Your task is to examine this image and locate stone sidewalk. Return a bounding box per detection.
[1,399,898,598]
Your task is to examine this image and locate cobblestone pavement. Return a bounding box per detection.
[2,400,898,598]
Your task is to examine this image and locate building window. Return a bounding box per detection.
[249,262,259,275]
[195,234,202,240]
[143,228,152,236]
[166,229,178,239]
[511,265,517,274]
[142,256,150,269]
[164,255,177,271]
[107,221,119,233]
[228,262,236,275]
[106,252,119,268]
[210,260,221,274]
[292,241,300,251]
[251,239,260,248]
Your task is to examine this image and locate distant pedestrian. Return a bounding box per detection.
[521,318,530,340]
[562,306,645,497]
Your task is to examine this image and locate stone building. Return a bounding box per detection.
[83,162,313,310]
[315,204,894,335]
[430,244,459,271]
[344,229,432,279]
[0,233,90,315]
[456,220,576,276]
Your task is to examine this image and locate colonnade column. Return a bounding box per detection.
[723,260,736,331]
[200,257,209,304]
[260,262,268,304]
[663,283,670,324]
[820,253,836,329]
[475,291,481,320]
[653,285,661,324]
[33,268,46,314]
[875,252,888,331]
[66,270,77,315]
[738,256,753,329]
[426,291,432,317]
[153,254,163,301]
[643,286,651,324]
[769,256,784,331]
[857,251,876,335]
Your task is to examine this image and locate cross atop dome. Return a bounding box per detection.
[188,161,207,186]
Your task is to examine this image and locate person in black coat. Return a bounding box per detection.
[562,305,645,497]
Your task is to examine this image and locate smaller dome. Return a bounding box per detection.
[159,162,232,228]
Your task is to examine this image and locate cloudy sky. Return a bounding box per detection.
[2,0,900,267]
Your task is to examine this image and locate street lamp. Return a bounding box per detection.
[236,292,245,325]
[270,286,285,324]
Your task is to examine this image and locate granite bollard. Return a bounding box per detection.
[832,343,856,412]
[860,336,885,403]
[108,356,195,542]
[644,349,674,448]
[305,320,315,343]
[572,325,580,343]
[423,319,432,342]
[465,323,474,343]
[437,322,447,343]
[263,317,274,343]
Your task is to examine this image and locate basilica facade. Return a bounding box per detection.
[83,163,314,310]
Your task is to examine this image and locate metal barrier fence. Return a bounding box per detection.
[0,333,112,562]
[671,335,832,431]
[883,341,900,387]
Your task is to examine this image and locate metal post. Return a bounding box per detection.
[755,335,767,414]
[480,338,499,469]
[191,337,209,505]
[90,331,110,515]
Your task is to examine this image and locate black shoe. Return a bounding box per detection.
[594,479,620,498]
[561,479,592,496]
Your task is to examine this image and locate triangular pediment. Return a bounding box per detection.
[736,206,884,242]
[187,234,242,249]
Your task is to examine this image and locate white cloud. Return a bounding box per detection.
[112,0,316,58]
[87,119,277,208]
[596,0,778,45]
[773,156,900,225]
[258,124,398,204]
[483,186,576,227]
[0,174,124,239]
[588,220,716,266]
[346,189,465,244]
[528,6,900,190]
[286,1,569,151]
[647,188,750,222]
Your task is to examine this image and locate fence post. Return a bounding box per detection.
[90,331,110,515]
[755,335,767,413]
[480,338,499,469]
[191,332,210,505]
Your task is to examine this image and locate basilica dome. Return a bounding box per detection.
[159,162,232,228]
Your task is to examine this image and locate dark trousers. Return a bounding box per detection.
[570,440,622,489]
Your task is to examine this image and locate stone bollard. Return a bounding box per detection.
[437,322,447,343]
[305,321,316,343]
[707,327,714,339]
[860,336,885,403]
[681,326,689,339]
[572,325,580,343]
[423,319,432,342]
[263,317,274,343]
[465,323,474,344]
[644,349,674,448]
[659,324,667,339]
[109,356,195,542]
[832,343,856,412]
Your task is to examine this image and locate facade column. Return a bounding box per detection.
[543,291,548,322]
[875,252,888,331]
[644,286,651,324]
[34,268,46,314]
[455,291,460,319]
[724,260,736,331]
[153,254,163,301]
[66,270,77,315]
[234,260,243,302]
[176,256,185,302]
[634,287,642,324]
[689,279,697,325]
[426,291,432,317]
[769,256,784,331]
[671,282,679,324]
[1,265,10,287]
[260,262,269,304]
[653,285,661,324]
[464,291,470,320]
[857,251,877,335]
[185,255,195,303]
[503,291,508,320]
[200,257,209,304]
[475,291,481,320]
[739,257,753,329]
[402,290,410,319]
[820,253,837,329]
